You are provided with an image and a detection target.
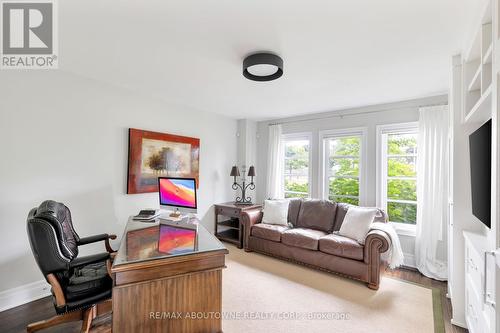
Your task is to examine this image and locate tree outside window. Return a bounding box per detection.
[377,123,419,226]
[283,138,310,198]
[326,136,361,205]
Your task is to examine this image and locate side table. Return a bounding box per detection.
[214,202,262,248]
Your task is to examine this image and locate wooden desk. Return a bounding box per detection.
[111,217,228,333]
[214,202,262,248]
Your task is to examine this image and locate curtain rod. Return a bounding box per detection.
[268,102,447,126]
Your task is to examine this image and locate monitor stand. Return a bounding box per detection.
[169,208,182,218]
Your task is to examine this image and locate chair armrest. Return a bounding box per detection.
[70,252,110,269]
[78,233,117,253]
[240,210,263,250]
[364,230,391,264]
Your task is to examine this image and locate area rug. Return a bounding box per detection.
[222,245,443,333]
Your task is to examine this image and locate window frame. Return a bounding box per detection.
[376,122,418,235]
[282,132,313,198]
[319,127,368,206]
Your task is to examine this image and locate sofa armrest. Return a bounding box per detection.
[240,210,263,250]
[364,230,391,264]
[363,229,391,289]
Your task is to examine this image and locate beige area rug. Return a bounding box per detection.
[222,245,441,333]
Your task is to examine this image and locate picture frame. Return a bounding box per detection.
[127,128,200,194]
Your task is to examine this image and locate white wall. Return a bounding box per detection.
[255,95,448,266]
[0,70,238,294]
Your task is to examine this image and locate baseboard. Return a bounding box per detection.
[0,280,51,312]
[403,253,416,268]
[450,318,467,329]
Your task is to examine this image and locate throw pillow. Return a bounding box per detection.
[262,199,289,226]
[338,206,378,244]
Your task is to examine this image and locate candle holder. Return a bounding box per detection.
[230,165,256,205]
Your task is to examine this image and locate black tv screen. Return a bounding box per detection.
[469,119,492,228]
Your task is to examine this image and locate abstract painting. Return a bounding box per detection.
[127,128,200,194]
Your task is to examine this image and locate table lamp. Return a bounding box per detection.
[230,165,255,204]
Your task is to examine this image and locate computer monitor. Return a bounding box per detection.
[158,177,197,216]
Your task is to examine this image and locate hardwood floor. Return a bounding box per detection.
[0,267,467,333]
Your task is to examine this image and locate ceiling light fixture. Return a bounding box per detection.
[243,53,283,81]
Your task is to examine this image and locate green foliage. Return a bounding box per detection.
[330,196,359,205]
[388,202,417,224]
[329,137,360,205]
[285,142,309,170]
[331,137,360,156]
[387,157,416,177]
[329,178,359,196]
[388,134,417,155]
[284,180,308,198]
[331,158,359,176]
[386,134,418,224]
[387,179,417,201]
[284,134,418,224]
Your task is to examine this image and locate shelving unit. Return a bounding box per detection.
[450,0,498,332]
[463,1,493,123]
[214,202,262,248]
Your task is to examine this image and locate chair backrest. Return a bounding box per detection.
[26,200,79,276]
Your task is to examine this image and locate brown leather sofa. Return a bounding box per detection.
[241,199,391,289]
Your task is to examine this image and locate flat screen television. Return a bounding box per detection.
[469,119,492,229]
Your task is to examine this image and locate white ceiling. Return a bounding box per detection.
[60,0,480,120]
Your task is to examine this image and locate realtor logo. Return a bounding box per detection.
[1,0,58,69]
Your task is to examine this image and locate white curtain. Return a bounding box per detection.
[266,124,284,199]
[415,105,449,280]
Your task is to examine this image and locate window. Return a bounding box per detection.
[283,134,311,198]
[377,123,418,226]
[321,128,366,205]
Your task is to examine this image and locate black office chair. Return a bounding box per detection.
[26,200,117,333]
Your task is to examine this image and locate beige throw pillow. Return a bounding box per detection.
[338,206,378,244]
[262,199,289,226]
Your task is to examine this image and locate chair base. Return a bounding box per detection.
[27,299,112,333]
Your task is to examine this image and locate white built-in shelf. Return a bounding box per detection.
[468,65,482,92]
[464,84,492,124]
[483,43,493,64]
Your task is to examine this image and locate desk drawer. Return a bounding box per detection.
[217,207,240,217]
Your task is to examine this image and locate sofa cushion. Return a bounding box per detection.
[296,199,337,232]
[251,224,290,242]
[319,234,364,260]
[333,203,388,231]
[287,198,302,226]
[281,228,327,250]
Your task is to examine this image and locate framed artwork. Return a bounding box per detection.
[127,128,200,194]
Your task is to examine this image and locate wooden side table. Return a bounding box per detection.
[214,202,262,248]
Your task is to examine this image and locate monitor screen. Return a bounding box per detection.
[158,177,197,209]
[158,224,196,254]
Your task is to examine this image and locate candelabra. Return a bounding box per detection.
[230,165,256,204]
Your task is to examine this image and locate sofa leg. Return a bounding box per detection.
[367,282,379,290]
[244,248,253,253]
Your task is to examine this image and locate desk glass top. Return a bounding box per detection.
[113,216,227,267]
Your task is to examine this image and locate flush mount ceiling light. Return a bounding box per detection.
[243,53,283,81]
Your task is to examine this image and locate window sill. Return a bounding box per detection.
[389,222,416,237]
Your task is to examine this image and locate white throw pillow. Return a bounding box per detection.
[338,207,378,244]
[261,199,289,226]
